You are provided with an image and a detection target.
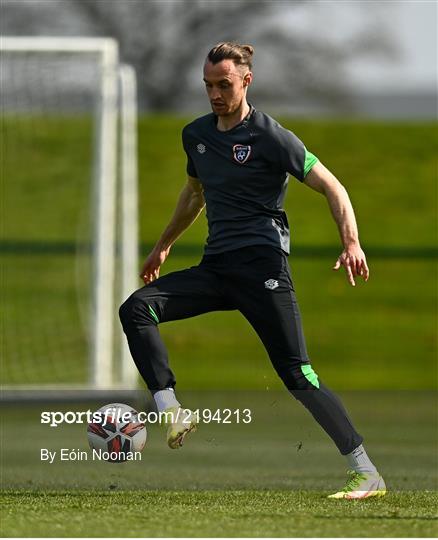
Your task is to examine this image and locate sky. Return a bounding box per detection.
[278,0,437,94]
[346,0,437,93]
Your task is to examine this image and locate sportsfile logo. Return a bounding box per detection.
[41,408,136,428]
[41,408,252,427]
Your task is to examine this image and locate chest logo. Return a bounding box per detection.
[197,143,206,154]
[233,144,251,164]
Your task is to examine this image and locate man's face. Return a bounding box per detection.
[203,59,252,116]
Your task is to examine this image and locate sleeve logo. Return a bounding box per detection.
[197,143,206,154]
[233,144,251,164]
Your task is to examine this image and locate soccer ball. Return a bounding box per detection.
[87,403,146,463]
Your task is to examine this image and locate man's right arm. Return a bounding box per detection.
[140,176,205,284]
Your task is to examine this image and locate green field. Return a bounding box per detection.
[1,117,437,537]
[1,391,437,536]
[2,117,437,389]
[2,490,437,537]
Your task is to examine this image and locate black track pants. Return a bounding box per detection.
[119,245,363,455]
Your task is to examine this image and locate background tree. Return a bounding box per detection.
[1,0,397,112]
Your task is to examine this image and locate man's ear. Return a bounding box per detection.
[243,71,253,87]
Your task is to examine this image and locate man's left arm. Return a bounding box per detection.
[303,161,369,287]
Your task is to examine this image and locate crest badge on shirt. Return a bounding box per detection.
[233,144,251,164]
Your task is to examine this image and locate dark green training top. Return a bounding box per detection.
[182,105,318,255]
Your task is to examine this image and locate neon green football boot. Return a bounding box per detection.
[328,469,387,499]
[161,406,198,449]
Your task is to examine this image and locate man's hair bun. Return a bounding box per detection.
[207,42,254,69]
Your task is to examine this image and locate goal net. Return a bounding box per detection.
[1,38,139,396]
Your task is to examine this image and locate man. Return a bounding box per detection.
[119,42,386,499]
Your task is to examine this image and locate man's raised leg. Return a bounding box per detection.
[119,263,233,448]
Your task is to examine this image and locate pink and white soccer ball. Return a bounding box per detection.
[87,403,146,462]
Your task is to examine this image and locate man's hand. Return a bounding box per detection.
[333,243,369,287]
[140,247,169,285]
[139,176,205,285]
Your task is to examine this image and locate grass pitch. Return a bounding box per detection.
[2,117,437,536]
[1,391,437,536]
[2,490,437,537]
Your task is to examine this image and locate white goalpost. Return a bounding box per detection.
[118,63,139,390]
[1,37,139,397]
